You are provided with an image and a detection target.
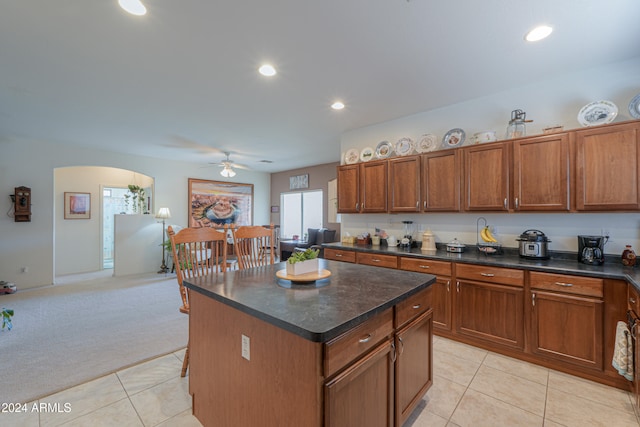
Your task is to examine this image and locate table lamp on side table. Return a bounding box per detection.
[156,207,171,274]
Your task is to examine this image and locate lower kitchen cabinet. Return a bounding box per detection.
[395,309,433,427]
[529,272,604,370]
[455,264,525,349]
[325,339,395,427]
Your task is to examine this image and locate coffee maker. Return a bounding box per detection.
[578,235,607,265]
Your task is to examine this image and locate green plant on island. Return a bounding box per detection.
[287,248,319,264]
[2,308,14,331]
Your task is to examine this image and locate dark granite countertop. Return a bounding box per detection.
[323,242,640,289]
[184,258,435,343]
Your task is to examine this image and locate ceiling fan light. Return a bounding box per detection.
[118,0,147,16]
[258,64,277,77]
[220,166,236,178]
[331,101,345,110]
[525,25,553,42]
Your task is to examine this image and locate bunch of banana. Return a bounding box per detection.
[480,226,498,243]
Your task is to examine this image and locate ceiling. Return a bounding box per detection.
[1,1,639,173]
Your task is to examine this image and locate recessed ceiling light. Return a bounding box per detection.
[331,101,345,110]
[525,25,553,42]
[118,0,147,16]
[258,64,277,77]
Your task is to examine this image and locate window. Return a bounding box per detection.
[280,190,323,240]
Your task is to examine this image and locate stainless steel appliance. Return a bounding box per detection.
[578,235,607,265]
[516,229,550,260]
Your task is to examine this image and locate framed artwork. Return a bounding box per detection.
[64,192,91,219]
[188,178,253,227]
[289,174,309,190]
[271,205,279,213]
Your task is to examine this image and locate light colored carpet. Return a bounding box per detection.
[0,270,188,404]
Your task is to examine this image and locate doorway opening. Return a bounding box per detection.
[102,186,134,269]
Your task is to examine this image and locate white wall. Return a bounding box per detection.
[0,139,270,290]
[340,57,640,256]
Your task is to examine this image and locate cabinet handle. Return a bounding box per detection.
[480,273,495,277]
[515,198,519,209]
[416,201,419,209]
[532,293,536,307]
[456,281,460,292]
[398,336,404,355]
[359,333,372,343]
[424,201,427,209]
[372,259,381,263]
[412,304,421,310]
[391,342,397,363]
[631,297,637,304]
[355,202,359,211]
[419,265,430,269]
[503,198,508,209]
[554,282,573,287]
[447,280,450,292]
[335,253,343,257]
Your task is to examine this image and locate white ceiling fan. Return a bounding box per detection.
[212,152,249,177]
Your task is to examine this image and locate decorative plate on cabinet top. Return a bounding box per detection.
[360,147,375,162]
[375,141,393,159]
[441,128,465,148]
[395,137,415,156]
[416,134,438,153]
[344,148,359,164]
[577,100,618,127]
[628,93,640,119]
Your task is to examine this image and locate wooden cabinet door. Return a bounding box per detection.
[455,279,524,349]
[324,339,394,427]
[575,122,640,210]
[431,277,452,332]
[337,164,360,213]
[530,290,603,370]
[463,142,510,211]
[361,161,388,213]
[395,310,433,427]
[513,133,570,211]
[421,150,461,211]
[389,156,420,212]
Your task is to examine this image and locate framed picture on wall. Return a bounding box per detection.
[188,178,254,227]
[64,192,91,219]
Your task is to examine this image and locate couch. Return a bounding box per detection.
[280,228,337,261]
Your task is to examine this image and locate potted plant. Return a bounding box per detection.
[123,184,148,214]
[1,308,14,331]
[286,248,320,276]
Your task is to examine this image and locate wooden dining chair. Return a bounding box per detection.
[229,223,276,269]
[167,225,228,377]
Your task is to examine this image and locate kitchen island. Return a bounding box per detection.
[184,258,436,427]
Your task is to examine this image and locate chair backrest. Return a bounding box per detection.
[167,225,228,313]
[230,224,276,269]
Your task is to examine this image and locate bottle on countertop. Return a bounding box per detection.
[622,245,636,267]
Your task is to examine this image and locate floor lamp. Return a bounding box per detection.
[156,207,171,274]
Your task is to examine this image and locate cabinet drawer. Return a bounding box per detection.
[629,285,640,316]
[324,248,356,263]
[530,271,603,298]
[324,309,394,378]
[399,257,451,276]
[456,263,524,286]
[395,286,431,328]
[357,252,398,269]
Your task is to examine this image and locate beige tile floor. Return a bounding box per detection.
[3,337,640,427]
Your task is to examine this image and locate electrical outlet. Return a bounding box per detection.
[241,334,250,361]
[21,267,28,273]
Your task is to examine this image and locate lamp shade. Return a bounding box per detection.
[220,166,236,178]
[155,207,171,219]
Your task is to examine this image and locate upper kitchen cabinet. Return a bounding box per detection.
[421,150,461,212]
[575,122,640,211]
[512,133,570,211]
[337,161,388,213]
[463,142,510,211]
[337,164,360,213]
[389,156,420,212]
